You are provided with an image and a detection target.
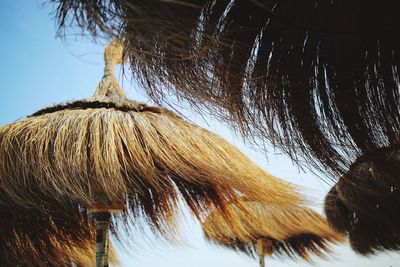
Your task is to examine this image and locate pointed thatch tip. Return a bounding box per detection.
[104,40,124,65]
[93,40,126,98]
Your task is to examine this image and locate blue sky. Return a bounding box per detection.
[1,1,399,266]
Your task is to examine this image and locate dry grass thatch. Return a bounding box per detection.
[0,42,303,257]
[202,200,343,261]
[49,0,400,177]
[0,192,91,266]
[324,145,400,255]
[0,191,119,267]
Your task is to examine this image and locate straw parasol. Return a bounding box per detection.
[324,145,400,254]
[202,200,343,266]
[49,0,400,177]
[0,41,304,265]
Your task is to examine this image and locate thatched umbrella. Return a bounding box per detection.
[202,200,343,266]
[0,41,304,265]
[49,0,400,177]
[324,145,400,254]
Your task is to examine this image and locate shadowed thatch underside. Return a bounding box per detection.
[202,201,343,261]
[0,42,303,257]
[50,0,400,177]
[324,145,400,254]
[0,191,117,267]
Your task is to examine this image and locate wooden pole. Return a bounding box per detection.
[90,189,124,267]
[94,212,111,267]
[259,255,265,267]
[256,239,273,267]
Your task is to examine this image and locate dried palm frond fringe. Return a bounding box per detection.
[324,145,400,254]
[0,42,304,262]
[49,0,400,177]
[202,200,343,261]
[0,191,119,267]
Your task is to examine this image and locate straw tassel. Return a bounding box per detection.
[93,40,126,98]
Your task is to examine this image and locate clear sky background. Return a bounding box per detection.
[1,1,399,266]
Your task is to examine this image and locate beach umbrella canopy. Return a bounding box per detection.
[0,42,305,264]
[49,0,400,177]
[324,145,400,254]
[202,200,343,265]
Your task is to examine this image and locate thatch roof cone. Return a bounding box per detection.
[202,200,343,262]
[0,41,304,252]
[324,145,400,254]
[50,0,400,177]
[93,40,126,98]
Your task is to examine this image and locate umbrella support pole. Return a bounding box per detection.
[259,255,265,267]
[256,239,272,267]
[94,212,111,267]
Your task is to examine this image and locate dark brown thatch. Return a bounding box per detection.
[0,43,304,259]
[0,188,93,266]
[0,197,119,267]
[324,145,400,255]
[202,200,343,262]
[49,0,400,177]
[0,202,89,266]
